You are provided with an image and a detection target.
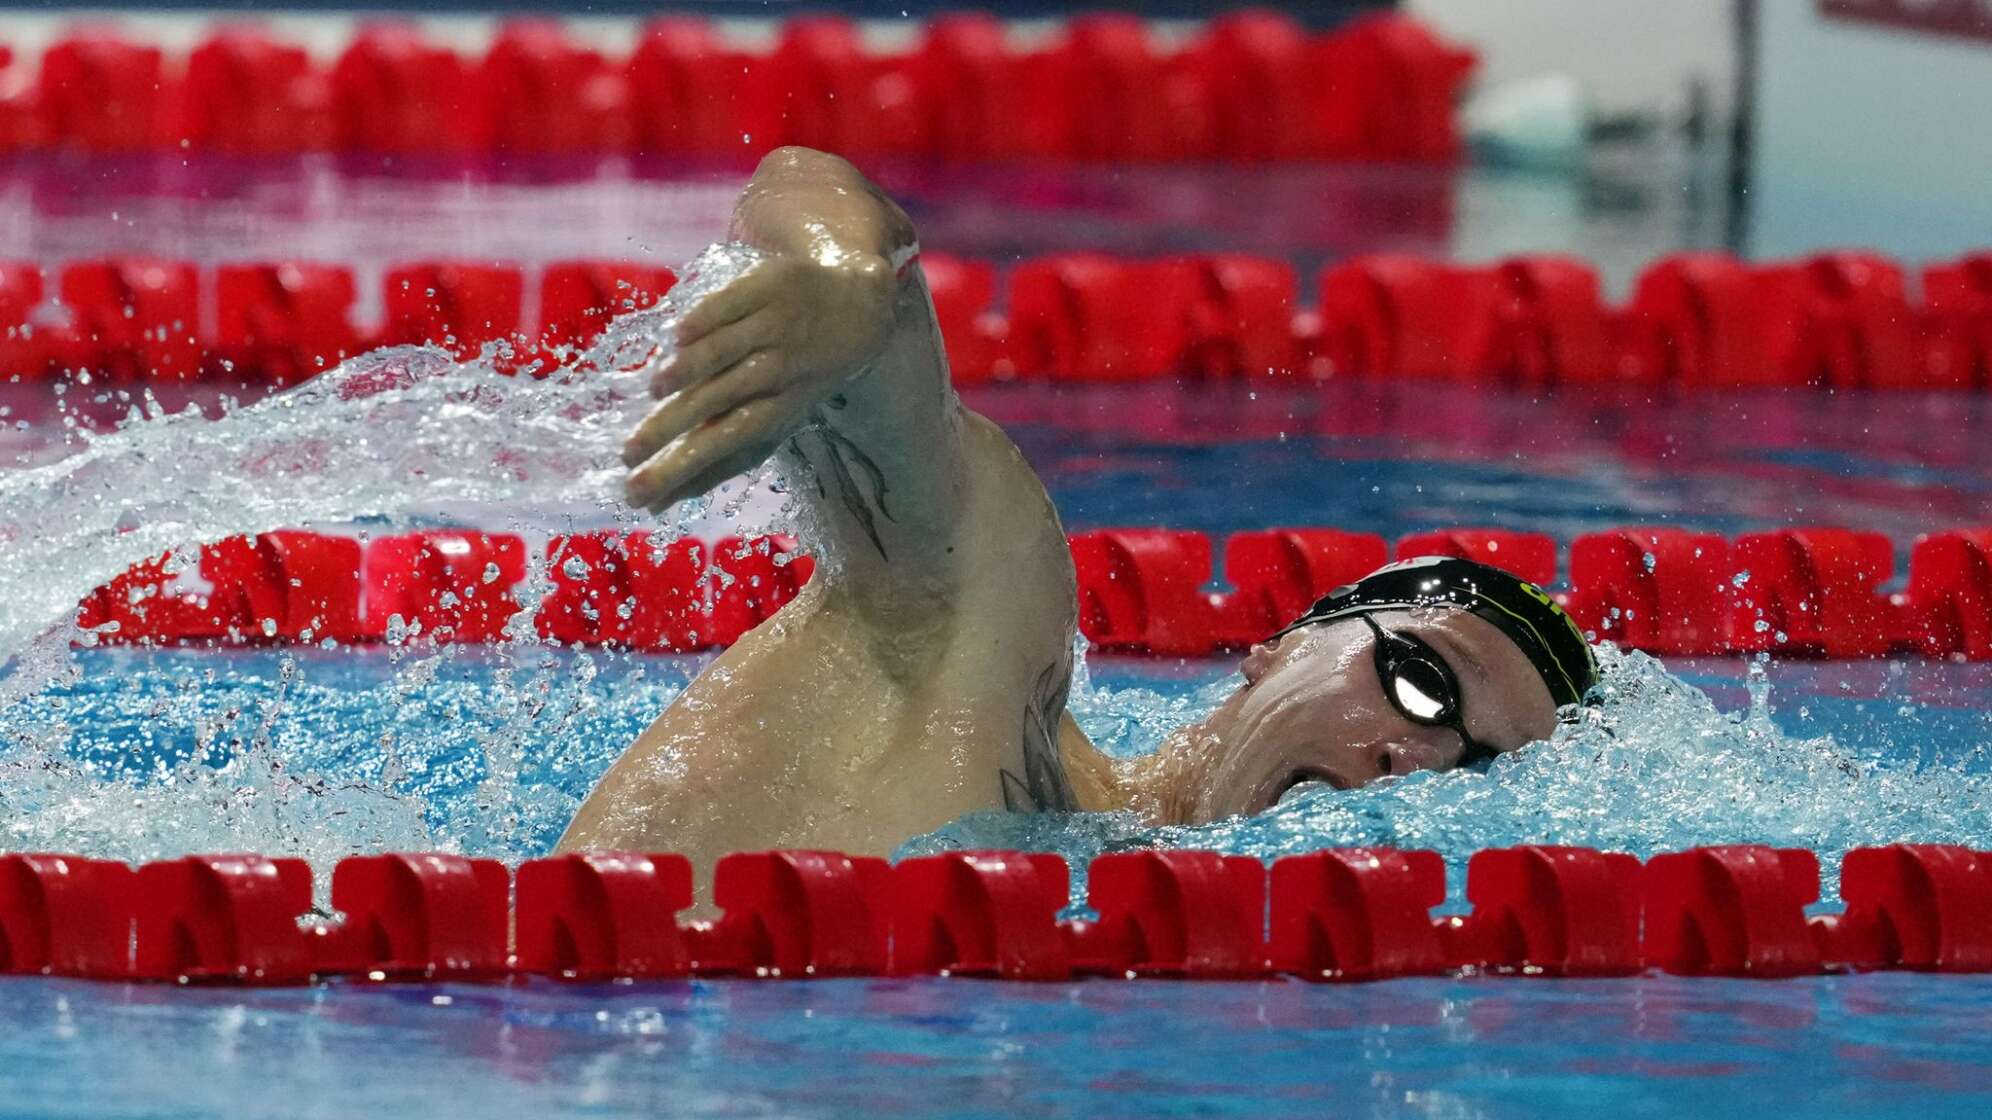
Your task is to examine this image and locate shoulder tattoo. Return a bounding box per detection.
[1001,656,1078,813]
[791,406,894,561]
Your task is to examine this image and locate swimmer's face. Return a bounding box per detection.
[1138,608,1560,824]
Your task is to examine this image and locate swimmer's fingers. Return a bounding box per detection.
[623,353,781,469]
[625,399,792,512]
[651,308,779,398]
[676,261,782,347]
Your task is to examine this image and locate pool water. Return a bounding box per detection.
[3,973,1990,1120]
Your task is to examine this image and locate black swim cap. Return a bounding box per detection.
[1274,556,1599,708]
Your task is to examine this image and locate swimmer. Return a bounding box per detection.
[558,147,1599,870]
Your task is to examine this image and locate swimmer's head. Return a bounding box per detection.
[1129,556,1599,824]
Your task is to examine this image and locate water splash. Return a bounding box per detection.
[0,241,766,675]
[0,243,766,866]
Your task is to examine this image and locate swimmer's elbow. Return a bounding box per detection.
[736,146,916,265]
[755,145,854,181]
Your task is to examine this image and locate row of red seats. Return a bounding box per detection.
[8,249,1987,389]
[0,12,1471,163]
[77,524,1992,662]
[931,249,1992,389]
[3,844,1985,983]
[0,258,676,383]
[1077,525,1992,659]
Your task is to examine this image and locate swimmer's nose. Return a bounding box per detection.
[1377,741,1448,778]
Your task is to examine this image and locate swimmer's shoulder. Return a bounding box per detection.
[1059,713,1130,813]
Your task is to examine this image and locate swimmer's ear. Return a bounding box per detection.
[1241,640,1280,685]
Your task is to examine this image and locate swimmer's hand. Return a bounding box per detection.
[622,247,897,513]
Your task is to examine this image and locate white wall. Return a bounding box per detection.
[1406,0,1736,120]
[1749,0,1992,261]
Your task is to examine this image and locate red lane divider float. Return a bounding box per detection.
[72,523,1992,660]
[515,851,692,980]
[8,844,1988,985]
[4,248,1990,388]
[697,850,892,978]
[1070,851,1267,978]
[0,13,1469,164]
[320,853,512,980]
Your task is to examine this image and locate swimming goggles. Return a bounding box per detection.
[1354,613,1500,768]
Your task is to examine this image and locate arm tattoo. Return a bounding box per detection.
[1001,658,1078,812]
[793,406,895,561]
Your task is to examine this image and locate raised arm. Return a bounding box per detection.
[622,147,969,626]
[561,149,1111,870]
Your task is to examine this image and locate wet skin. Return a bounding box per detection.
[561,147,1567,877]
[1123,607,1560,826]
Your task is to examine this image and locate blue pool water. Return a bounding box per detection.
[3,973,1991,1120]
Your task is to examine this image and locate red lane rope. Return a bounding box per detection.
[3,249,1989,391]
[2,845,1988,984]
[72,525,1992,660]
[0,13,1470,164]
